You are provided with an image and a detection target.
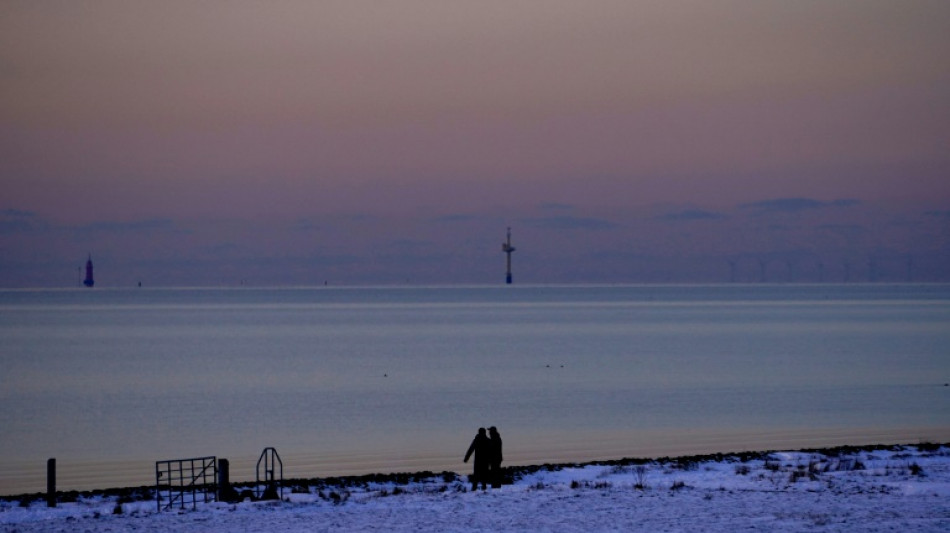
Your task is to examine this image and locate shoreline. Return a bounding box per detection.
[3,441,945,503]
[5,424,948,497]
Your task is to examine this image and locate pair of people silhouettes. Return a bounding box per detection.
[463,426,503,490]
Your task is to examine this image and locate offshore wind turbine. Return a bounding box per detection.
[83,254,95,287]
[502,227,516,284]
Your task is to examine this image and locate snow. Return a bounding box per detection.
[2,445,948,532]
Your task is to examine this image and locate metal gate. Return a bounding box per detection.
[256,447,283,500]
[155,456,217,512]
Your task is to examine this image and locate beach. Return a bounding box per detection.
[3,443,948,532]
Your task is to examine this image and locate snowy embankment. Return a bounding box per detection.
[2,444,949,532]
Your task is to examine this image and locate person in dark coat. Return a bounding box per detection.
[463,427,490,490]
[488,426,503,488]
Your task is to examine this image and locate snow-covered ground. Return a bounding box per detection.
[2,444,948,532]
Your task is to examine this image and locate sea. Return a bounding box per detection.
[1,284,948,495]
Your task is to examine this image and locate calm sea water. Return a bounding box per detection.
[1,284,948,495]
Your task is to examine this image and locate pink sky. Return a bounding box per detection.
[2,1,948,286]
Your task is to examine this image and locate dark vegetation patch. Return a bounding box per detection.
[570,479,613,490]
[798,444,900,458]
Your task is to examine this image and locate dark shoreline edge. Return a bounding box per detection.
[4,442,946,504]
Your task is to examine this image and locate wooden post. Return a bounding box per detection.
[218,458,231,502]
[46,458,56,508]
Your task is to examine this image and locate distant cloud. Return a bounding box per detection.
[2,208,38,218]
[76,218,178,233]
[589,250,651,261]
[818,224,866,233]
[2,213,185,236]
[924,209,950,219]
[829,199,861,207]
[740,197,861,212]
[539,203,574,211]
[292,219,322,232]
[0,208,48,233]
[523,215,617,230]
[658,209,726,221]
[209,241,241,251]
[388,238,433,250]
[433,213,478,223]
[342,214,379,223]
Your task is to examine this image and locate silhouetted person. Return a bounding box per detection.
[463,427,490,490]
[488,426,503,488]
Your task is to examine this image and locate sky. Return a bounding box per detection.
[2,0,949,286]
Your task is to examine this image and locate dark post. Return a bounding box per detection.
[218,458,234,502]
[46,458,56,508]
[218,459,229,498]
